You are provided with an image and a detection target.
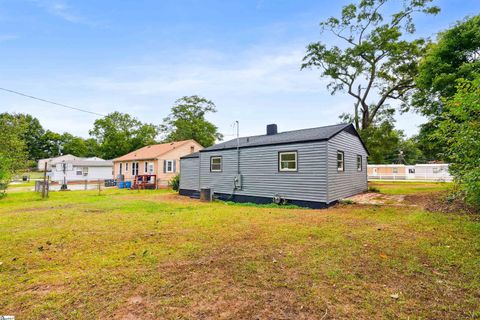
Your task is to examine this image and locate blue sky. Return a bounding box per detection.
[0,0,478,139]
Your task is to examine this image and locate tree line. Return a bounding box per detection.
[0,95,221,182]
[302,0,479,207]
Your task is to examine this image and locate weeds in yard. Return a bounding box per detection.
[0,187,478,319]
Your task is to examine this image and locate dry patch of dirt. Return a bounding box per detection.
[346,192,412,206]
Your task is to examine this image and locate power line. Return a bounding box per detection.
[0,87,106,117]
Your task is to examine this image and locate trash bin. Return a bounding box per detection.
[118,181,124,189]
[22,175,28,182]
[125,181,132,189]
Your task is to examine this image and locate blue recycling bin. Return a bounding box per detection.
[125,181,132,189]
[118,181,125,189]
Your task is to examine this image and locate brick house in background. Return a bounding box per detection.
[113,140,203,187]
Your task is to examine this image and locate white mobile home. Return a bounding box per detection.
[414,164,452,181]
[179,123,369,208]
[50,159,113,183]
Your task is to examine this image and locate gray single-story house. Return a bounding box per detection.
[179,123,369,208]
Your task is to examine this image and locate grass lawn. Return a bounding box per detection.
[369,181,452,195]
[0,187,479,319]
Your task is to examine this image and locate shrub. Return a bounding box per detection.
[368,186,380,193]
[437,78,480,209]
[169,174,180,192]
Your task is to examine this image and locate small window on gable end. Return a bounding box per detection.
[210,156,222,172]
[190,146,194,153]
[279,151,297,172]
[357,155,362,171]
[337,151,344,172]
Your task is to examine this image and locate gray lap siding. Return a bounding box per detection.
[199,141,328,202]
[179,158,200,191]
[327,131,368,202]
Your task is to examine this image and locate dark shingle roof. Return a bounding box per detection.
[180,151,200,159]
[201,123,355,152]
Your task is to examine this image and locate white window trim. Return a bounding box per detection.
[165,160,174,173]
[279,151,298,172]
[357,155,362,172]
[132,162,139,176]
[337,151,344,172]
[210,156,222,172]
[148,162,154,174]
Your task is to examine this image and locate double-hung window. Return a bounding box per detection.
[210,156,222,172]
[165,160,174,173]
[132,162,139,176]
[279,151,297,172]
[337,151,344,172]
[144,161,148,173]
[357,155,362,172]
[119,163,123,174]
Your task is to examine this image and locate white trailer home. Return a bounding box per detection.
[414,164,452,181]
[49,159,113,183]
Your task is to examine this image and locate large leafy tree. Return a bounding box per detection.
[0,113,28,192]
[90,112,159,159]
[411,16,480,161]
[0,113,46,161]
[412,15,480,116]
[437,77,480,208]
[302,0,440,130]
[160,95,223,147]
[39,130,63,158]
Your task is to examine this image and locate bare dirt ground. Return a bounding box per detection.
[346,192,410,206]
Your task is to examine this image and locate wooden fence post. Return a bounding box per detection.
[42,162,47,199]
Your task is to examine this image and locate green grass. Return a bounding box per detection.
[369,181,452,195]
[16,171,45,180]
[0,187,479,319]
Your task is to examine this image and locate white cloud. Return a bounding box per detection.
[30,0,99,26]
[81,45,329,98]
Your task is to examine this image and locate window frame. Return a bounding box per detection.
[210,156,223,172]
[278,151,298,172]
[132,162,139,176]
[356,155,362,172]
[337,151,345,172]
[165,160,174,173]
[148,162,154,174]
